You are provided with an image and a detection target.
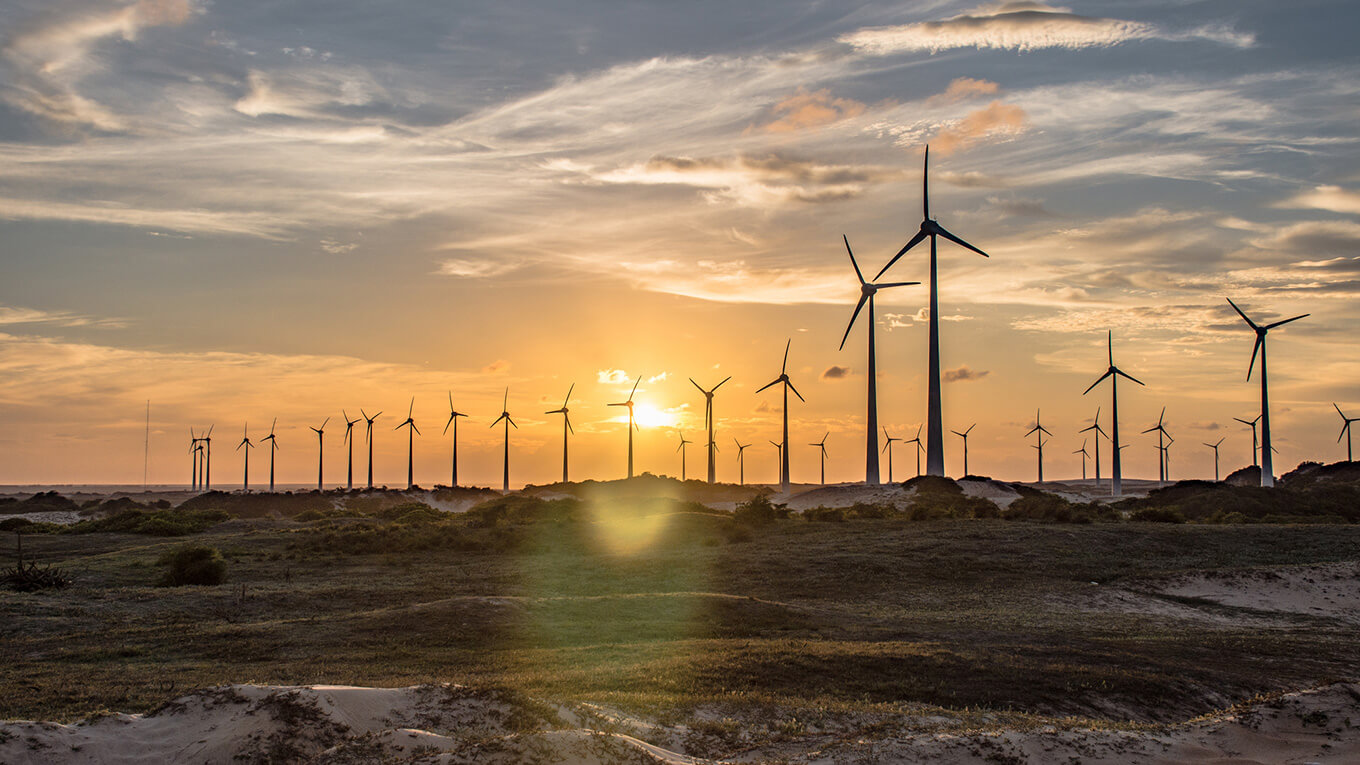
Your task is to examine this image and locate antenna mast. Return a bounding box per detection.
[143,400,150,490]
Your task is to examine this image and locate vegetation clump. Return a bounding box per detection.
[734,495,785,526]
[1003,493,1110,524]
[157,545,228,586]
[902,475,999,519]
[68,508,232,536]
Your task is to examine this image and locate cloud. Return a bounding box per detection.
[596,154,902,206]
[754,88,865,133]
[597,369,630,384]
[883,307,972,330]
[0,305,125,329]
[434,258,521,278]
[932,100,1028,155]
[838,4,1253,55]
[320,239,358,254]
[481,359,510,374]
[646,372,668,383]
[927,77,1001,105]
[821,365,851,380]
[987,195,1053,218]
[1276,186,1360,216]
[943,366,990,383]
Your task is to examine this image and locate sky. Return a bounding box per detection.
[1,0,1358,488]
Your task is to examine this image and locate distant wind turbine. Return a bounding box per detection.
[1204,438,1225,481]
[261,419,279,492]
[1227,298,1307,488]
[1074,440,1090,481]
[839,235,919,485]
[310,417,328,491]
[236,423,254,491]
[733,439,751,486]
[905,425,924,478]
[676,431,692,481]
[1025,410,1052,482]
[342,411,360,490]
[1078,408,1107,488]
[1162,433,1175,483]
[1336,404,1359,462]
[1142,408,1171,486]
[361,409,382,489]
[769,440,783,484]
[490,388,517,492]
[189,428,200,491]
[809,432,829,485]
[202,425,214,491]
[690,376,731,484]
[1233,415,1261,467]
[444,393,468,487]
[874,146,990,477]
[951,423,975,477]
[394,398,419,490]
[545,384,574,483]
[881,428,902,483]
[1083,332,1144,497]
[194,441,205,491]
[756,340,804,492]
[608,377,642,479]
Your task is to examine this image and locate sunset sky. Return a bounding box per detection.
[1,0,1357,488]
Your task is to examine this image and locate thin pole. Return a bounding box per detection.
[1259,343,1274,487]
[925,234,944,476]
[866,293,880,484]
[143,400,150,490]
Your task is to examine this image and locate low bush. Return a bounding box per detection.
[1129,507,1186,523]
[734,495,783,526]
[66,508,231,536]
[157,545,227,586]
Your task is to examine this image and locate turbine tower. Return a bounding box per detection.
[690,376,731,484]
[261,419,279,492]
[905,425,924,478]
[310,417,329,491]
[734,439,750,486]
[809,432,829,485]
[394,398,419,490]
[1142,408,1171,486]
[361,409,382,489]
[342,411,360,491]
[189,428,200,491]
[608,377,642,479]
[1227,298,1307,488]
[951,423,975,477]
[881,428,902,483]
[839,235,919,485]
[1083,331,1144,497]
[1078,408,1107,488]
[490,388,517,492]
[1162,434,1175,483]
[202,425,214,491]
[1336,404,1358,462]
[545,384,574,483]
[443,393,468,487]
[1204,438,1225,481]
[1026,410,1052,482]
[769,440,783,484]
[1074,440,1090,481]
[236,424,254,491]
[676,431,692,481]
[874,146,990,477]
[756,340,804,493]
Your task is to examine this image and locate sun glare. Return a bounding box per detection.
[632,403,678,429]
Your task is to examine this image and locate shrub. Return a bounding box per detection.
[804,507,845,523]
[67,508,230,536]
[1130,507,1185,523]
[734,495,781,526]
[158,545,227,586]
[1003,493,1101,524]
[845,502,891,519]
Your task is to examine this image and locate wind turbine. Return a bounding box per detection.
[490,388,516,492]
[1142,408,1171,486]
[1336,404,1359,462]
[1204,438,1225,481]
[1162,434,1174,483]
[236,424,254,491]
[769,440,783,484]
[756,340,804,492]
[1226,298,1307,488]
[734,439,750,485]
[809,433,829,485]
[361,409,382,489]
[1026,410,1052,482]
[1078,408,1107,488]
[342,411,360,491]
[839,235,919,485]
[1083,331,1144,497]
[676,431,693,481]
[690,376,731,484]
[881,428,902,483]
[310,417,329,491]
[545,384,574,483]
[905,425,924,478]
[951,423,975,477]
[202,425,214,491]
[194,441,205,491]
[261,419,279,492]
[874,145,989,477]
[1074,440,1090,481]
[444,393,468,487]
[608,377,642,479]
[1233,415,1261,467]
[189,428,200,491]
[394,398,419,490]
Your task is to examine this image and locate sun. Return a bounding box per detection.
[632,403,678,429]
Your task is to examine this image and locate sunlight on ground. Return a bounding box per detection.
[589,498,671,555]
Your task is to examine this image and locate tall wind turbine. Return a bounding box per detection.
[1233,415,1260,467]
[1142,408,1171,486]
[444,393,468,487]
[905,425,924,478]
[1026,410,1052,482]
[839,235,919,485]
[881,428,902,483]
[1227,298,1307,488]
[1204,438,1224,481]
[690,376,731,484]
[490,388,516,492]
[1074,440,1090,481]
[261,419,278,492]
[1162,434,1174,483]
[394,398,419,490]
[951,423,975,477]
[189,429,200,491]
[608,377,642,479]
[342,411,360,491]
[1336,404,1359,462]
[809,433,829,485]
[874,146,990,477]
[769,440,783,484]
[310,418,328,491]
[1078,408,1107,488]
[236,424,254,491]
[545,384,574,483]
[734,439,750,485]
[676,431,692,481]
[361,409,382,489]
[1083,331,1144,497]
[756,340,804,492]
[202,424,214,491]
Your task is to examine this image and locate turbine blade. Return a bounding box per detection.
[629,377,640,401]
[932,222,989,258]
[839,294,870,351]
[873,229,927,280]
[1083,370,1114,395]
[690,378,704,394]
[1265,313,1309,330]
[407,397,414,419]
[489,414,504,428]
[508,417,518,429]
[1108,330,1113,367]
[1226,298,1259,330]
[444,414,455,434]
[564,382,575,406]
[755,379,781,394]
[787,380,805,403]
[843,235,865,285]
[875,281,920,288]
[714,376,731,391]
[922,145,930,220]
[782,338,790,375]
[566,415,574,435]
[1247,335,1262,380]
[1114,368,1145,386]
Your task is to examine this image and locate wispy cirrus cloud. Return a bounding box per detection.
[1275,185,1360,216]
[751,87,866,134]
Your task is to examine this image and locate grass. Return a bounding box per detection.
[0,510,1356,727]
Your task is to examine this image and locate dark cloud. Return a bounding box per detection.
[821,365,851,380]
[944,366,989,383]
